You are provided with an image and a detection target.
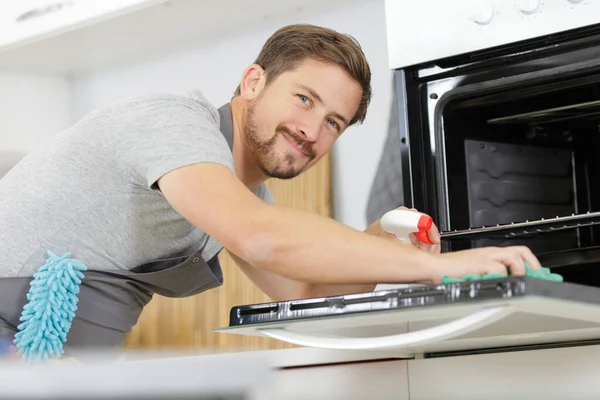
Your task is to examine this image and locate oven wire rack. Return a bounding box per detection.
[441,211,600,240]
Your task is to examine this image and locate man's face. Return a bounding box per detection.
[244,58,363,180]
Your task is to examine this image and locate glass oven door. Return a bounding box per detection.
[217,278,600,357]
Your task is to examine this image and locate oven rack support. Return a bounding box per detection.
[441,211,600,240]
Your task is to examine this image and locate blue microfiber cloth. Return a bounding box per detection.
[13,251,87,363]
[442,263,563,284]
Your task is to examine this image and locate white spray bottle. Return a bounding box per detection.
[375,209,434,291]
[379,209,434,245]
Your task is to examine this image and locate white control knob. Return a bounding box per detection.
[469,1,495,25]
[518,0,540,14]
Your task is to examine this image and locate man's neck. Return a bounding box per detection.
[230,97,268,190]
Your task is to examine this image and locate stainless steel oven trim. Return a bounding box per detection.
[394,70,414,207]
[427,78,462,231]
[430,56,600,234]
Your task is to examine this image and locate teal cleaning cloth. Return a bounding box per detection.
[13,251,87,363]
[441,263,563,284]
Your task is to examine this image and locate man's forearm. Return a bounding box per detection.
[238,203,438,286]
[232,251,374,302]
[299,222,385,298]
[294,223,385,297]
[292,221,390,297]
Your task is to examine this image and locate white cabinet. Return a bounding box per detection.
[0,0,350,74]
[256,359,409,400]
[0,0,166,73]
[0,0,162,49]
[408,344,600,399]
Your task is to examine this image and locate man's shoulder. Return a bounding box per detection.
[98,90,221,127]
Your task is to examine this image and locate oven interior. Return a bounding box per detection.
[441,79,600,286]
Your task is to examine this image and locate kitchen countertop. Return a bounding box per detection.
[1,343,599,399]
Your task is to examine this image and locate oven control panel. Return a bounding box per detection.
[385,0,599,69]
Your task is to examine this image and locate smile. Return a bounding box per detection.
[282,132,310,157]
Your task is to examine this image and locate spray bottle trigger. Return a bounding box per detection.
[414,214,434,245]
[412,230,434,245]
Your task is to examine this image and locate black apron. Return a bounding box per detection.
[0,102,236,356]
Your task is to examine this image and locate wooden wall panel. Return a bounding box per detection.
[123,154,332,351]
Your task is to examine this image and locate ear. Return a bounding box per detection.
[239,64,265,101]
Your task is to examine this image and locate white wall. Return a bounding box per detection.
[71,0,393,230]
[0,71,72,153]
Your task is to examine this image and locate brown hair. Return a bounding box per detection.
[234,24,372,126]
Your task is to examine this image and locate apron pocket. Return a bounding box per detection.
[130,255,190,274]
[119,253,223,298]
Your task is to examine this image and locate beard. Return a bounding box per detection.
[244,101,316,180]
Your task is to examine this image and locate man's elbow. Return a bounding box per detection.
[235,231,282,272]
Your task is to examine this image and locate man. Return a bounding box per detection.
[0,24,541,354]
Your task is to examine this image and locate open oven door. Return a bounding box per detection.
[215,278,600,357]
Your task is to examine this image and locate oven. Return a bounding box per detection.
[216,1,600,358]
[392,0,600,287]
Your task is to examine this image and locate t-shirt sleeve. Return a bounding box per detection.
[114,95,234,190]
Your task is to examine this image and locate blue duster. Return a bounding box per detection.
[13,251,87,362]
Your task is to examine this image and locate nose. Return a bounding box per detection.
[297,119,320,143]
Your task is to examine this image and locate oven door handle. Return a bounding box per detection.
[258,306,513,350]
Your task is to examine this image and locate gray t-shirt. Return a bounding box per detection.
[0,91,273,278]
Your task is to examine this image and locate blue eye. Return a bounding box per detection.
[298,94,310,105]
[326,119,338,129]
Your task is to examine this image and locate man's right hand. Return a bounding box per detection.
[424,245,542,285]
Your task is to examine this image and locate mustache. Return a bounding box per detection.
[277,126,316,158]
